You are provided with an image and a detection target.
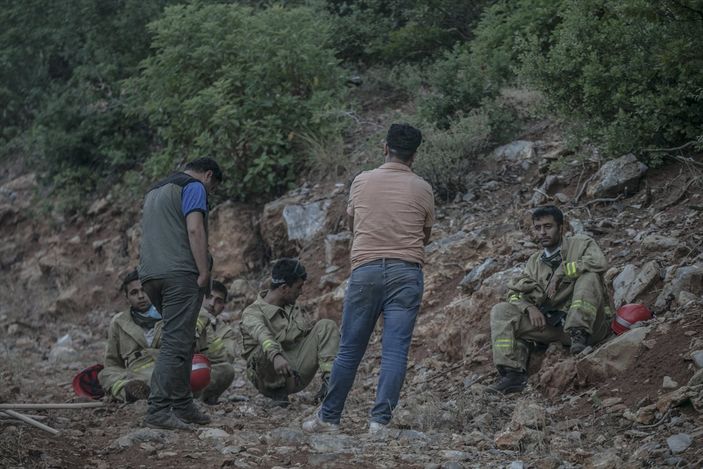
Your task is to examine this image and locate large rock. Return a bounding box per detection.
[459,257,498,293]
[209,201,262,279]
[586,154,648,198]
[623,260,661,305]
[283,200,332,242]
[577,326,651,384]
[612,264,637,308]
[654,263,703,310]
[492,140,536,162]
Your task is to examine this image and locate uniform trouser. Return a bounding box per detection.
[99,363,154,402]
[320,259,424,425]
[199,363,235,401]
[491,272,610,371]
[143,274,204,414]
[246,319,339,397]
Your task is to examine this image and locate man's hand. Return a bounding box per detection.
[197,272,211,290]
[546,270,563,299]
[273,354,292,377]
[527,305,546,329]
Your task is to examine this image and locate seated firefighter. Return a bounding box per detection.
[194,280,236,404]
[488,205,613,394]
[99,270,162,402]
[240,258,340,406]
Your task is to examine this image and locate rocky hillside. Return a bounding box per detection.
[1,128,703,467]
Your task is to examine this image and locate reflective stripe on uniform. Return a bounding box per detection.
[319,362,333,373]
[262,339,276,351]
[508,293,521,304]
[210,338,224,353]
[494,338,513,349]
[132,358,155,372]
[563,261,578,278]
[111,379,127,395]
[570,299,597,317]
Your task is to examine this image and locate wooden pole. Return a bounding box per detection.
[0,402,104,410]
[2,409,60,435]
[0,411,46,420]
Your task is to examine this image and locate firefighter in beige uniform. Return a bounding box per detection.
[240,259,340,406]
[194,280,236,404]
[100,270,162,402]
[488,206,613,394]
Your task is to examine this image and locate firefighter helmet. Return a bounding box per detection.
[611,303,653,335]
[191,353,211,392]
[72,364,105,399]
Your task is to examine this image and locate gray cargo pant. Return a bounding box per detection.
[143,274,203,415]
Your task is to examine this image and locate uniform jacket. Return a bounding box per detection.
[507,234,612,316]
[195,310,237,364]
[100,311,163,389]
[240,292,314,362]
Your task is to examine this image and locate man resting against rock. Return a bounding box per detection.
[194,280,236,405]
[240,259,340,407]
[488,205,614,394]
[99,270,162,402]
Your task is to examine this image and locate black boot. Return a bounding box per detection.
[486,367,527,394]
[569,328,590,355]
[268,387,290,408]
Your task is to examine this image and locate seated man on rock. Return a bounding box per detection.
[99,269,162,402]
[488,205,613,394]
[194,280,236,405]
[240,258,340,407]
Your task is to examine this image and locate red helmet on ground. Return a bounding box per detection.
[612,304,653,335]
[191,353,211,392]
[72,364,105,399]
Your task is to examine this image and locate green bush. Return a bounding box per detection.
[127,4,347,201]
[520,0,703,159]
[420,0,564,126]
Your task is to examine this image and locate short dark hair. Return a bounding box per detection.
[122,269,140,294]
[185,157,223,182]
[532,205,564,226]
[386,123,422,162]
[270,258,307,290]
[211,280,228,302]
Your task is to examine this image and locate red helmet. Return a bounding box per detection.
[72,364,105,399]
[191,353,211,392]
[612,304,653,335]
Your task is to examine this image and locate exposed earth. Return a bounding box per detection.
[2,116,703,468]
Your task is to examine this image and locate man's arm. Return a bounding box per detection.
[186,211,210,288]
[563,238,608,279]
[423,226,432,245]
[347,214,354,233]
[240,309,283,362]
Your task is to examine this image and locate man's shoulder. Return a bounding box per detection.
[111,310,130,326]
[565,234,598,246]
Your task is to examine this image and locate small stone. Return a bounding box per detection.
[509,461,525,469]
[662,376,679,389]
[601,397,623,407]
[691,350,703,368]
[439,450,469,461]
[198,428,230,440]
[688,368,703,386]
[666,433,692,454]
[442,462,463,469]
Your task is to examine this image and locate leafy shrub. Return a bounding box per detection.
[420,0,564,126]
[127,4,347,200]
[520,0,703,159]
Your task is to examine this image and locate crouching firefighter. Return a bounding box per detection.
[240,259,340,407]
[487,205,613,394]
[194,280,237,405]
[99,270,162,402]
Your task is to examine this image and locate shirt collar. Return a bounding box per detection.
[254,291,293,319]
[379,162,412,172]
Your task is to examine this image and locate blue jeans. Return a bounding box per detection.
[319,259,424,425]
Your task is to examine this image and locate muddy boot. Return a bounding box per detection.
[173,403,211,425]
[569,328,590,355]
[143,410,192,431]
[124,379,150,403]
[268,387,290,408]
[486,367,527,394]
